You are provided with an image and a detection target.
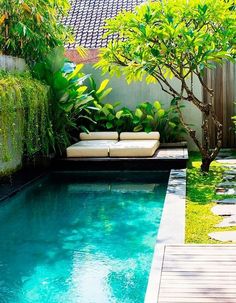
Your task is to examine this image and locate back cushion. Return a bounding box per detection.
[120,132,160,140]
[80,132,119,140]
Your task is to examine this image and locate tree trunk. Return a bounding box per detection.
[201,157,211,173]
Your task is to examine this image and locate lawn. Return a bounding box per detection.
[186,152,236,244]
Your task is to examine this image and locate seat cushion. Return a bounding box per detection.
[109,140,160,157]
[120,132,160,140]
[80,132,119,140]
[67,140,117,158]
[76,140,118,146]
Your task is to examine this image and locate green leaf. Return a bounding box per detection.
[97,88,112,101]
[97,79,110,94]
[133,125,143,132]
[116,110,124,119]
[169,121,176,128]
[138,23,146,35]
[158,109,165,118]
[153,101,161,110]
[151,48,160,57]
[106,122,113,129]
[135,108,143,118]
[53,73,69,90]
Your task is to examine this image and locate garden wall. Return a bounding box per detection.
[84,64,203,151]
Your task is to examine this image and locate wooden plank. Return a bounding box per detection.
[162,270,236,277]
[163,261,236,267]
[165,254,236,262]
[159,298,236,303]
[160,284,236,290]
[161,278,236,283]
[157,245,236,303]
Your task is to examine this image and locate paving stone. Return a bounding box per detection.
[211,205,236,216]
[216,159,236,164]
[224,170,236,175]
[216,188,236,195]
[218,181,236,188]
[215,216,236,227]
[209,231,236,242]
[215,198,236,204]
[223,175,236,181]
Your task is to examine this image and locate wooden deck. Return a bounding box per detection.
[157,245,236,303]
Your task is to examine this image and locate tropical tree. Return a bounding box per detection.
[0,0,71,64]
[96,0,236,172]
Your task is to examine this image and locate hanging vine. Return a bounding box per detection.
[0,71,51,163]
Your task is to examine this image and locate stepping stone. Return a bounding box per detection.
[224,170,236,175]
[216,159,236,164]
[223,175,236,181]
[215,215,236,227]
[216,188,236,195]
[211,205,236,216]
[218,181,236,188]
[215,198,236,204]
[209,231,236,242]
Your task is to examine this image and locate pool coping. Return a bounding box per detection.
[144,169,186,303]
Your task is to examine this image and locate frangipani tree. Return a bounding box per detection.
[96,0,236,172]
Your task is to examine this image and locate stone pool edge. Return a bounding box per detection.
[144,169,186,303]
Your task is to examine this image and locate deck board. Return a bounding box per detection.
[157,245,236,303]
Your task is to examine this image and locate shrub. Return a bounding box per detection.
[33,47,96,153]
[86,79,186,143]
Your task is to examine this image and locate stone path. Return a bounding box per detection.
[209,150,236,242]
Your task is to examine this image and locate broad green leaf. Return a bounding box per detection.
[158,109,165,118]
[116,110,124,119]
[97,79,110,94]
[106,122,113,129]
[135,108,143,118]
[153,101,161,110]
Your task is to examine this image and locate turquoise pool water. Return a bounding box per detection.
[0,171,168,303]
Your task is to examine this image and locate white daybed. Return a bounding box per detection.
[66,131,160,158]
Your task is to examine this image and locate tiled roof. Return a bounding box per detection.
[63,0,146,49]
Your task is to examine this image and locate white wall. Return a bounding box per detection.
[84,64,203,151]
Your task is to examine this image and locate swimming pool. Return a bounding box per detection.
[0,171,169,303]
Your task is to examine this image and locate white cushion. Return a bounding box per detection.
[109,140,160,157]
[76,140,118,146]
[80,132,119,140]
[120,132,160,140]
[67,140,117,158]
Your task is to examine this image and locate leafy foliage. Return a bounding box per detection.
[85,79,186,143]
[96,0,236,171]
[33,46,95,153]
[0,0,71,64]
[97,0,235,80]
[0,71,51,162]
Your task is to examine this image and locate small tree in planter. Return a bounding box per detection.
[0,0,71,65]
[96,0,236,172]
